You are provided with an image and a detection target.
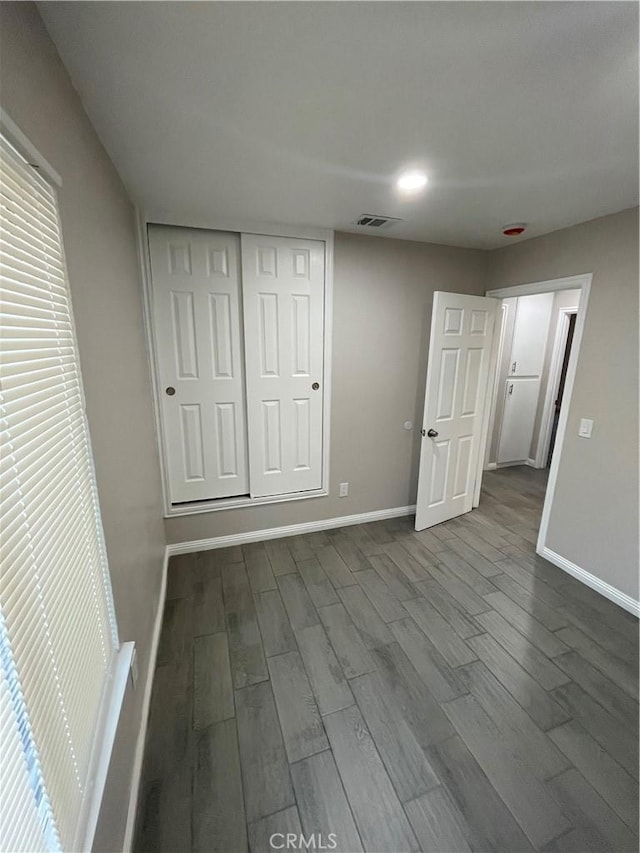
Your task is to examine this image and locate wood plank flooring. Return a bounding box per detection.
[135,466,639,853]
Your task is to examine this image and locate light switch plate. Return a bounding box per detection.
[578,418,594,439]
[339,482,349,497]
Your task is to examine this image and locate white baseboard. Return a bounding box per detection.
[486,460,542,470]
[122,547,170,852]
[486,460,540,470]
[540,546,639,618]
[166,504,416,556]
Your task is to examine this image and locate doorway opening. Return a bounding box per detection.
[485,288,581,475]
[479,274,591,560]
[413,273,591,578]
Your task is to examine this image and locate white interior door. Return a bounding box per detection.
[148,226,249,503]
[241,233,325,497]
[498,377,540,463]
[416,292,497,530]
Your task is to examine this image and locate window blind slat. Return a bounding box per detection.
[0,232,65,274]
[1,367,80,396]
[0,180,62,240]
[0,155,61,215]
[2,395,82,437]
[0,171,61,226]
[0,260,67,297]
[1,133,119,852]
[3,416,86,476]
[0,264,67,295]
[1,357,76,383]
[0,625,59,853]
[0,204,63,258]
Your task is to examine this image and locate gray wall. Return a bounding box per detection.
[0,4,166,850]
[487,208,639,600]
[165,231,488,543]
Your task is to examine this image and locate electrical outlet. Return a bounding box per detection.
[339,482,349,497]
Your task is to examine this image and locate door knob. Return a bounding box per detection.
[427,429,438,438]
[165,386,176,396]
[312,382,320,391]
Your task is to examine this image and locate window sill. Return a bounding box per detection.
[164,488,329,518]
[81,641,134,851]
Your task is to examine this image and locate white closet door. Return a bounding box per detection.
[241,234,325,497]
[498,377,540,463]
[509,292,553,376]
[148,226,249,502]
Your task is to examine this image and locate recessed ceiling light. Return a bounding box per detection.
[397,170,428,193]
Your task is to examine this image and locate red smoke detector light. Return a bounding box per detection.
[503,223,527,237]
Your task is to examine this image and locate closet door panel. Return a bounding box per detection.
[149,225,249,502]
[509,293,553,376]
[498,377,540,464]
[242,234,325,497]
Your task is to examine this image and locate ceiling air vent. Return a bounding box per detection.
[355,214,403,229]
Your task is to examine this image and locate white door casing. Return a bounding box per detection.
[148,225,249,503]
[241,233,325,497]
[416,292,497,530]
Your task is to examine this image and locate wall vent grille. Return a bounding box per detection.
[355,214,403,229]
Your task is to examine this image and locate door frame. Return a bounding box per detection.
[533,304,579,469]
[481,299,511,474]
[475,273,592,556]
[136,210,334,517]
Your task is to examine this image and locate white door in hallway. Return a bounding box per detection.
[416,292,497,530]
[241,233,325,497]
[148,226,249,503]
[498,377,540,463]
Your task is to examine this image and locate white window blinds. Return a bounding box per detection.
[0,134,120,851]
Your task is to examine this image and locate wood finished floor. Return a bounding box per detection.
[135,466,639,853]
